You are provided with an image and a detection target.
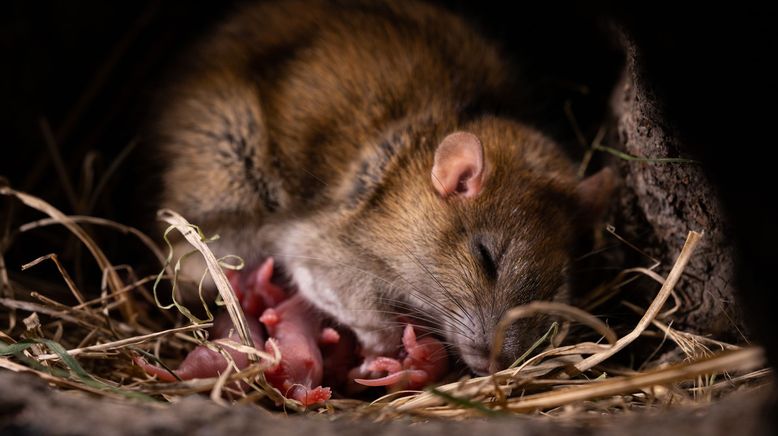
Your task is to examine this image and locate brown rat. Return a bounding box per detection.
[150,0,613,374]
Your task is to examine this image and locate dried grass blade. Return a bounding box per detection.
[491,301,618,371]
[574,230,703,373]
[35,323,212,361]
[505,347,764,412]
[155,209,255,358]
[0,186,131,318]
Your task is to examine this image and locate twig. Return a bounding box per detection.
[39,118,80,212]
[22,254,86,305]
[87,140,139,213]
[19,215,167,269]
[490,301,618,372]
[574,230,703,373]
[35,323,212,361]
[505,347,764,412]
[0,187,132,320]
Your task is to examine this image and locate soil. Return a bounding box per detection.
[0,371,773,436]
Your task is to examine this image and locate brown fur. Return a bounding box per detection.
[152,0,593,372]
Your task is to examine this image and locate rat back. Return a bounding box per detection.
[153,0,519,234]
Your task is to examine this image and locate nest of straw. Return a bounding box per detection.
[0,185,771,420]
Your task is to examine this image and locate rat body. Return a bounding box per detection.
[152,0,611,374]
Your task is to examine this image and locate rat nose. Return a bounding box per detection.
[463,346,512,375]
[466,355,491,376]
[459,342,491,375]
[461,341,508,375]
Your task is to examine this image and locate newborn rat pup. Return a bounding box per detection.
[151,0,613,375]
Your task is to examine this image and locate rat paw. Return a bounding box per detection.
[288,385,332,406]
[352,324,448,390]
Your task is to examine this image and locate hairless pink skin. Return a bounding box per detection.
[135,259,280,383]
[259,295,331,406]
[353,324,449,390]
[133,314,265,382]
[228,258,286,317]
[136,257,449,404]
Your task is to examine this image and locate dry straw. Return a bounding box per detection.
[0,186,771,420]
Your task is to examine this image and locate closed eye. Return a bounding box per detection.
[474,239,498,281]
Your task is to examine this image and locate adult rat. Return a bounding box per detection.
[150,0,613,375]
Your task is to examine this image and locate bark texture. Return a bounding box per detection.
[606,33,743,338]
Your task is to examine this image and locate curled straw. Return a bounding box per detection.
[151,210,297,409]
[489,301,618,372]
[155,209,256,358]
[574,230,703,373]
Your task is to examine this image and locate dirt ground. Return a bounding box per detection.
[0,372,772,436]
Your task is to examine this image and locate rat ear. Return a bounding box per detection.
[575,167,618,221]
[431,131,484,198]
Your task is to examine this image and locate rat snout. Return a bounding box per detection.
[493,318,552,371]
[455,336,497,375]
[448,316,506,375]
[450,316,545,375]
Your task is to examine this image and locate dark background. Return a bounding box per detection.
[0,0,623,298]
[1,0,623,216]
[1,0,776,369]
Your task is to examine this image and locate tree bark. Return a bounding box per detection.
[606,32,744,339]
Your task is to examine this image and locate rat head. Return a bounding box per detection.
[352,117,614,374]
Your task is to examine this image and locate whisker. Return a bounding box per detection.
[401,288,475,335]
[362,313,466,341]
[347,307,443,330]
[375,296,472,337]
[264,243,479,346]
[404,246,469,315]
[262,251,455,324]
[390,244,475,334]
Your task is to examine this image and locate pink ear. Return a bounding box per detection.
[575,167,617,220]
[431,132,485,198]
